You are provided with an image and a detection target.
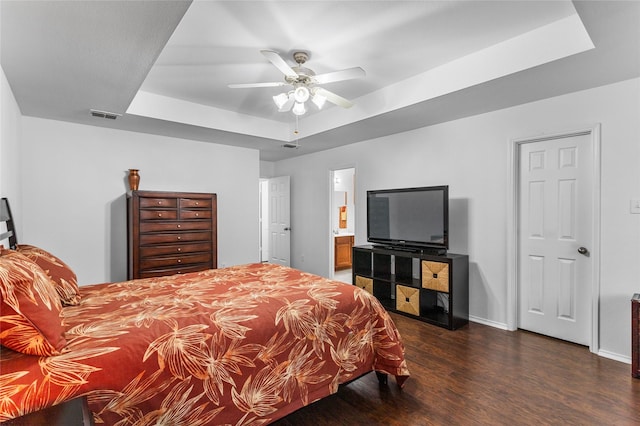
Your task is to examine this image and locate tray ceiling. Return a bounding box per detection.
[2,1,639,161]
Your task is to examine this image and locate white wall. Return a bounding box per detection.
[0,66,22,239]
[273,77,640,361]
[259,160,275,178]
[20,117,260,285]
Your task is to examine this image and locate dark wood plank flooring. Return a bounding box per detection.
[272,312,640,425]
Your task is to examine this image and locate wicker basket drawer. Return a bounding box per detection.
[422,260,450,293]
[396,284,420,316]
[355,276,373,294]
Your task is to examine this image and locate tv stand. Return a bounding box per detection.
[374,244,447,256]
[378,245,418,253]
[420,247,448,256]
[353,245,469,330]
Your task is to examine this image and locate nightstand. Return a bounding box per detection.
[633,293,639,378]
[3,396,94,426]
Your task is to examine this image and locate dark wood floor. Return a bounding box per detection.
[273,312,640,425]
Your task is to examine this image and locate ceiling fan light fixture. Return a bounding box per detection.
[293,86,310,103]
[312,93,327,109]
[233,50,364,116]
[292,102,306,116]
[272,92,289,109]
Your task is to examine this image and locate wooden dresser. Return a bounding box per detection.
[127,190,217,279]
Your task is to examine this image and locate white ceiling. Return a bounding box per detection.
[1,1,639,161]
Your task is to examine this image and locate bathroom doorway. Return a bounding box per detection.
[330,167,355,283]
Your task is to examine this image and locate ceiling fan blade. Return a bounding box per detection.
[261,50,298,79]
[313,67,366,84]
[314,87,354,109]
[228,82,288,89]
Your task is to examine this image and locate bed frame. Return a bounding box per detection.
[0,197,17,249]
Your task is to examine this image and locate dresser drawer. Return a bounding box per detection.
[180,209,212,220]
[139,197,178,208]
[139,231,211,245]
[139,242,211,257]
[137,263,211,279]
[140,253,212,270]
[140,210,178,221]
[179,198,212,209]
[140,221,211,233]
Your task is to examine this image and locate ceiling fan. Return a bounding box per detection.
[228,50,365,115]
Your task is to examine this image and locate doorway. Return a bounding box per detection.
[259,176,291,266]
[330,167,355,282]
[259,179,269,262]
[507,125,600,352]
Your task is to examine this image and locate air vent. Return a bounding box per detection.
[90,109,121,120]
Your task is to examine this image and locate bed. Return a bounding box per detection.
[0,198,410,425]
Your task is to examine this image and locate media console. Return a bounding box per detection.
[352,245,469,330]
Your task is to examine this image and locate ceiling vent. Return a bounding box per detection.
[90,109,122,120]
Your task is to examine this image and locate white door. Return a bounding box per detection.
[518,133,593,345]
[259,180,270,262]
[268,176,291,266]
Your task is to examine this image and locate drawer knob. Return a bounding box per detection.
[177,224,181,228]
[177,248,182,252]
[195,213,199,217]
[177,236,181,240]
[177,259,182,263]
[157,201,162,205]
[433,273,438,279]
[195,202,199,206]
[157,213,162,217]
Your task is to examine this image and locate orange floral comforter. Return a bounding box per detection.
[0,263,410,425]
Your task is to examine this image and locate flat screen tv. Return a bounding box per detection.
[367,185,448,252]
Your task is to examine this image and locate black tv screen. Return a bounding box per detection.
[367,185,448,250]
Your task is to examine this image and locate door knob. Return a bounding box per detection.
[577,247,589,256]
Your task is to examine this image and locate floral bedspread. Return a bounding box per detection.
[0,263,410,425]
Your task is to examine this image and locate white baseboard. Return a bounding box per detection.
[597,349,631,365]
[469,315,509,330]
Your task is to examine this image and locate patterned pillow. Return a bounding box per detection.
[0,249,67,355]
[16,244,81,306]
